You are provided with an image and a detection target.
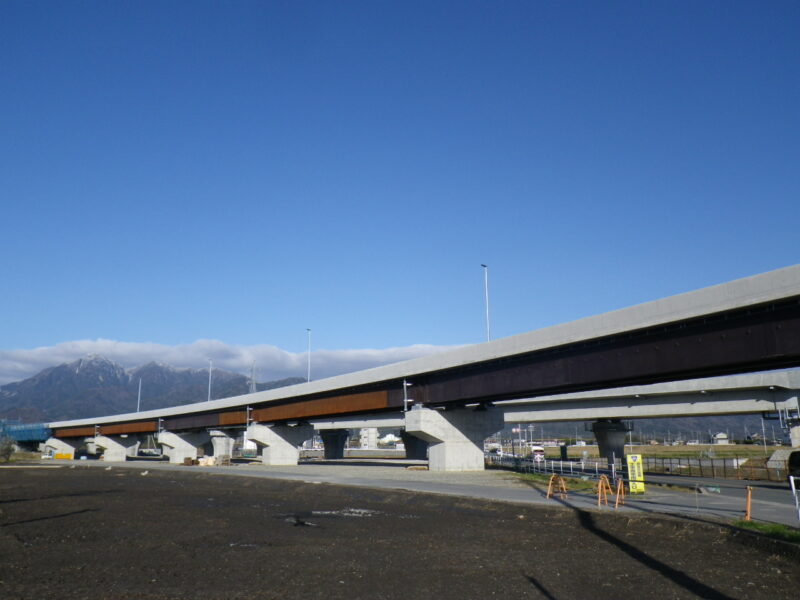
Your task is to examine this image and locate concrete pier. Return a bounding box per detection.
[405,406,503,471]
[591,419,631,466]
[158,431,210,464]
[247,423,313,466]
[209,430,236,457]
[93,435,139,462]
[320,429,350,459]
[44,437,79,459]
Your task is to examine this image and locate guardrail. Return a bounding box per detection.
[486,453,621,481]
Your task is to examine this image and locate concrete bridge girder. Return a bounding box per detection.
[502,389,800,423]
[310,416,405,430]
[93,435,140,462]
[247,423,313,466]
[405,407,504,472]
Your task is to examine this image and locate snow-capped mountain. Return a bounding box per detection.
[0,355,304,422]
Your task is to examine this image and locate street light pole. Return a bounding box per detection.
[306,328,312,382]
[481,263,491,342]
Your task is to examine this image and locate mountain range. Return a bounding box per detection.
[0,355,304,422]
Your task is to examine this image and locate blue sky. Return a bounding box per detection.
[1,1,798,383]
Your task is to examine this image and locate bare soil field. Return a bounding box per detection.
[1,465,798,600]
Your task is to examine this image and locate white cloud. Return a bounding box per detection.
[0,339,456,385]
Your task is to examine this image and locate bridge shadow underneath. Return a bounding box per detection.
[516,479,737,600]
[299,458,427,469]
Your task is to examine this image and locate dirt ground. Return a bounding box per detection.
[1,466,798,600]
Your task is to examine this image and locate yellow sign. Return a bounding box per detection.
[626,454,646,493]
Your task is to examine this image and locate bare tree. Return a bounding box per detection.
[0,436,15,462]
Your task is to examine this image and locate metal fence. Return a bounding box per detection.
[486,453,620,481]
[641,456,788,481]
[485,453,790,482]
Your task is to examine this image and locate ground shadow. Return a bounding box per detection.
[574,509,735,599]
[523,573,558,599]
[299,459,420,468]
[2,508,100,527]
[0,489,121,505]
[519,482,737,599]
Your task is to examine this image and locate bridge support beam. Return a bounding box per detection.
[44,437,79,459]
[158,431,210,464]
[209,430,236,457]
[320,429,350,459]
[400,430,429,460]
[247,423,313,466]
[93,435,139,462]
[591,419,631,466]
[405,407,504,472]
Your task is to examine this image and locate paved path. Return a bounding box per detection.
[40,458,800,527]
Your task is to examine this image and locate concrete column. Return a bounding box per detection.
[93,435,140,462]
[209,430,236,457]
[400,430,429,460]
[320,429,350,459]
[591,419,631,466]
[44,437,79,459]
[404,406,503,472]
[247,423,313,466]
[157,431,210,464]
[789,422,800,448]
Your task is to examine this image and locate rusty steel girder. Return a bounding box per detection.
[406,296,800,406]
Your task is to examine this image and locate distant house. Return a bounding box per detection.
[713,432,732,445]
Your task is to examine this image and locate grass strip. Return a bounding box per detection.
[731,520,800,544]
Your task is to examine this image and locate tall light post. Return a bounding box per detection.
[207,359,213,402]
[481,263,491,342]
[306,328,312,382]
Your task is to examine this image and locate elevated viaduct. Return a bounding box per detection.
[47,264,800,470]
